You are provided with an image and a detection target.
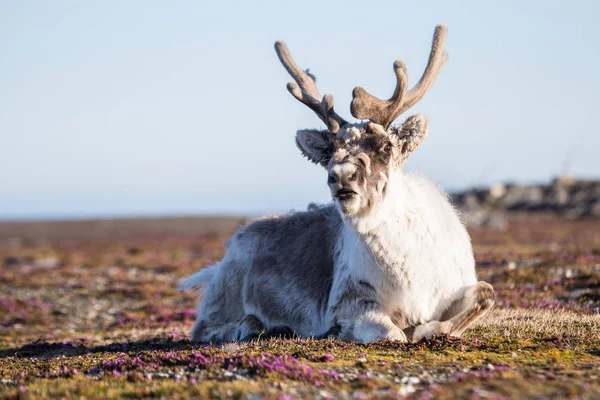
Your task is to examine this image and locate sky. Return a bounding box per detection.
[1,0,599,220]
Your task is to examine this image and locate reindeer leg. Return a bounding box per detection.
[264,325,296,339]
[444,281,495,336]
[352,310,408,342]
[410,281,495,342]
[331,279,408,342]
[191,320,239,343]
[235,314,265,342]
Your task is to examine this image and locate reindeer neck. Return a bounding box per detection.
[341,170,408,235]
[337,172,412,279]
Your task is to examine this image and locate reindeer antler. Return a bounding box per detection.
[275,41,347,133]
[351,25,449,129]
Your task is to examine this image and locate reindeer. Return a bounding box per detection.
[179,25,495,343]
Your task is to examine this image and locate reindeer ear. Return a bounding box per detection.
[394,114,429,155]
[295,129,333,167]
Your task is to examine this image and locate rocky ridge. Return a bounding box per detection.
[452,176,600,227]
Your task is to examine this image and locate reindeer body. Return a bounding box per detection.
[180,25,494,343]
[182,170,479,342]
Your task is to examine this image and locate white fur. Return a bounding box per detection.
[331,170,476,341]
[177,264,220,291]
[339,126,362,142]
[332,163,357,178]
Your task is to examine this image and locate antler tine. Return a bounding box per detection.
[275,41,347,133]
[399,25,448,115]
[351,25,448,129]
[351,60,409,128]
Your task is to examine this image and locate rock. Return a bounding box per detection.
[501,185,526,209]
[503,185,544,210]
[547,185,570,207]
[463,193,481,210]
[35,257,60,268]
[591,200,600,217]
[4,256,22,266]
[553,174,577,186]
[490,184,506,199]
[451,177,600,219]
[459,209,508,230]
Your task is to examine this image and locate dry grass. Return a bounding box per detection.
[470,308,600,341]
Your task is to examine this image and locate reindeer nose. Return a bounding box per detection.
[329,164,358,186]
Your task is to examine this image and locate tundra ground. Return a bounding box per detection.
[0,215,599,399]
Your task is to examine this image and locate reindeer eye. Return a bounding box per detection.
[383,142,393,154]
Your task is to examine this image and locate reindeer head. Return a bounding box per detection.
[275,25,448,217]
